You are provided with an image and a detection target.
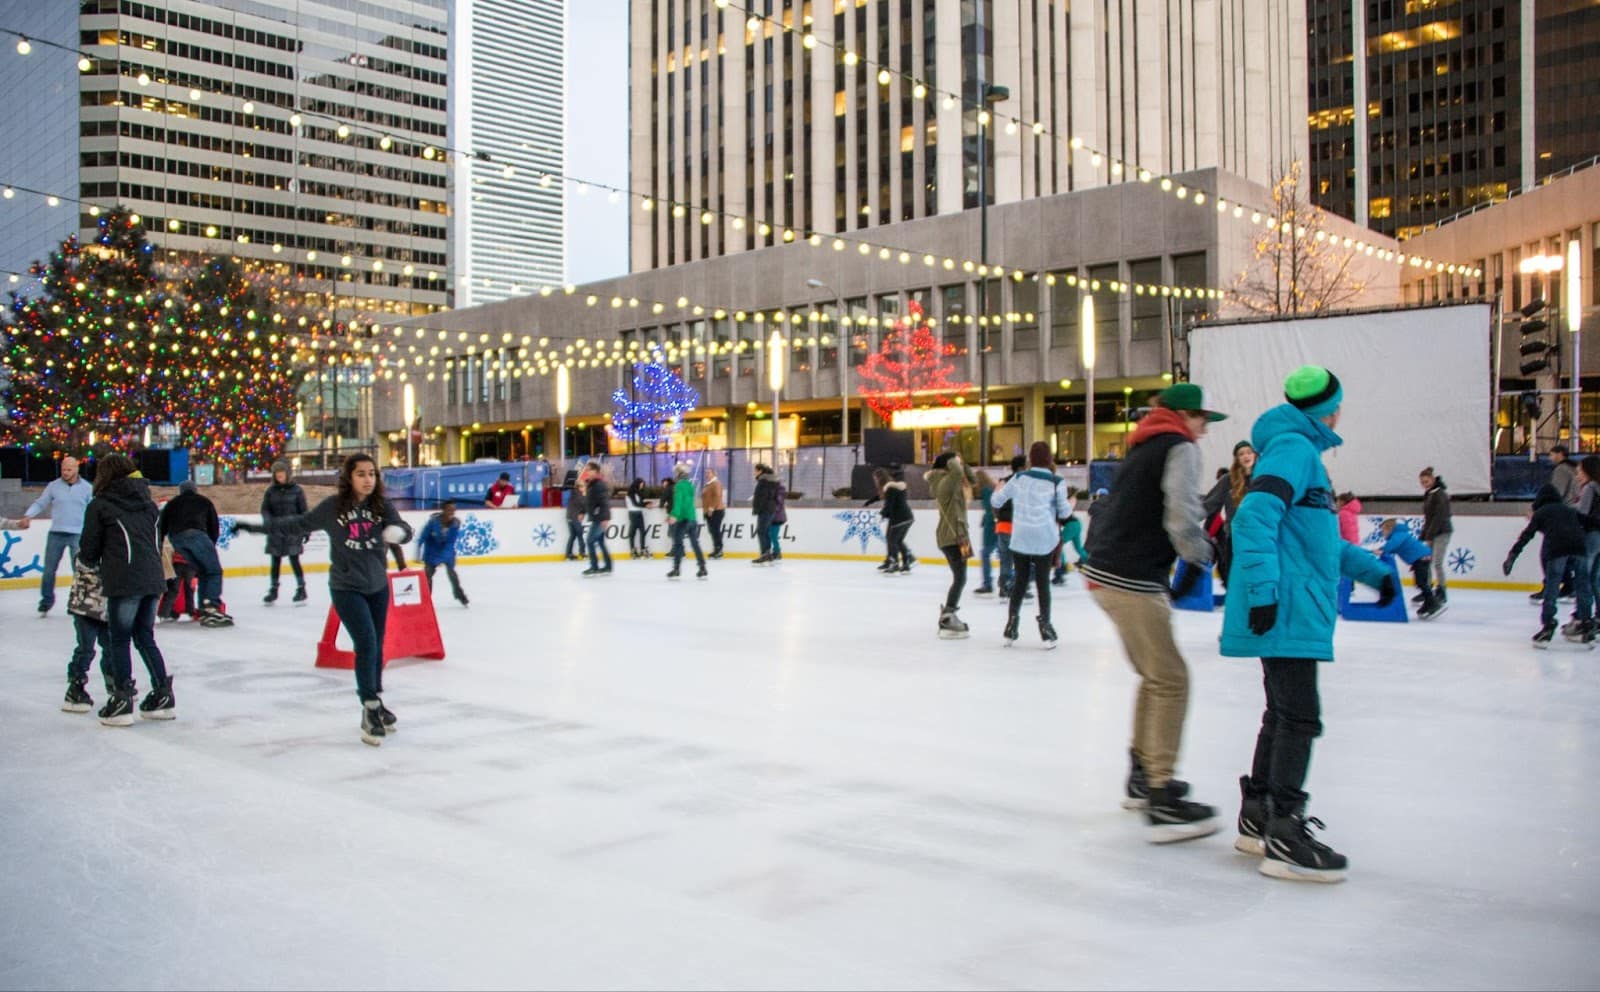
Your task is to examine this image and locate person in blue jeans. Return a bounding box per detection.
[974,470,998,593]
[237,454,414,745]
[159,480,231,627]
[22,455,93,616]
[581,462,613,575]
[416,500,468,605]
[1504,483,1595,646]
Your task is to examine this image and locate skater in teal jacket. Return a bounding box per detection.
[1218,366,1395,885]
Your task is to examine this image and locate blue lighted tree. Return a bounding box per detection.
[609,360,700,449]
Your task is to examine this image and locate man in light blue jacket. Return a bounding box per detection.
[23,456,94,616]
[1221,366,1394,884]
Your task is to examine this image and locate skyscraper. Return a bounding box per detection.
[74,0,452,316]
[449,0,567,306]
[1307,0,1600,240]
[0,0,83,284]
[629,0,1309,272]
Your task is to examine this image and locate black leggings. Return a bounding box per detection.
[1008,552,1053,620]
[629,511,647,553]
[269,554,305,587]
[886,522,911,568]
[1249,658,1322,815]
[940,544,967,610]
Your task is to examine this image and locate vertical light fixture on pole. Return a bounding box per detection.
[1081,294,1096,483]
[806,278,848,444]
[555,363,571,471]
[402,382,416,468]
[769,330,786,468]
[1569,239,1584,451]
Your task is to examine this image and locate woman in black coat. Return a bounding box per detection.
[260,459,309,604]
[78,453,174,725]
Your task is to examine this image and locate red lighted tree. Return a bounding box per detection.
[855,300,971,422]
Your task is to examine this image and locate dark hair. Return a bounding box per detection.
[1027,441,1052,468]
[440,499,456,510]
[1009,455,1027,471]
[872,467,890,488]
[336,453,386,517]
[1551,444,1569,457]
[1582,455,1600,483]
[1420,465,1435,477]
[932,451,955,470]
[498,471,510,481]
[1336,491,1356,504]
[92,453,136,495]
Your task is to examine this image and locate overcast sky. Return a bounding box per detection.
[564,0,631,284]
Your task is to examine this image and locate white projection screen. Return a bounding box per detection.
[1188,303,1493,497]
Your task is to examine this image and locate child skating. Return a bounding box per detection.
[1378,519,1445,620]
[416,500,469,606]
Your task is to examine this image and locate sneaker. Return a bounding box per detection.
[293,586,308,606]
[62,680,93,714]
[1259,813,1348,882]
[1533,622,1557,648]
[377,700,397,733]
[360,700,386,746]
[974,585,995,596]
[98,693,135,727]
[1417,601,1448,621]
[1038,615,1058,647]
[1145,786,1219,844]
[1003,613,1019,645]
[1122,750,1191,810]
[263,585,279,605]
[1234,776,1267,856]
[938,605,970,639]
[138,678,176,720]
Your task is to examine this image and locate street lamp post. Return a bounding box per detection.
[769,330,786,469]
[1082,294,1096,485]
[805,277,850,445]
[1521,253,1573,451]
[402,381,415,468]
[1569,238,1585,450]
[556,363,570,473]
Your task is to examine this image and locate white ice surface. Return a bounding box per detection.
[1,560,1596,991]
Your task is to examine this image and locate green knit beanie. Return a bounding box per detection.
[1284,365,1342,418]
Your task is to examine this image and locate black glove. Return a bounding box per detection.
[1502,556,1515,577]
[1248,603,1278,636]
[1375,575,1398,608]
[234,521,263,534]
[1169,563,1203,601]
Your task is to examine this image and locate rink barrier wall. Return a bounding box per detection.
[0,507,1538,592]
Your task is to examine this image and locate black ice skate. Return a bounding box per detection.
[138,677,175,720]
[1003,613,1019,645]
[1122,749,1191,810]
[263,585,279,605]
[1562,618,1597,643]
[198,604,234,628]
[696,565,708,580]
[1145,786,1219,844]
[360,700,387,746]
[377,699,397,732]
[1532,622,1557,647]
[1234,776,1267,856]
[1417,600,1448,621]
[98,692,135,727]
[667,566,682,580]
[938,606,969,639]
[1260,812,1348,882]
[61,679,93,714]
[293,586,308,606]
[1038,615,1058,648]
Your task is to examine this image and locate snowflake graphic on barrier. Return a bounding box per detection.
[834,509,884,552]
[1448,547,1476,575]
[455,514,499,557]
[1363,515,1423,546]
[0,532,43,579]
[216,516,238,550]
[532,523,556,548]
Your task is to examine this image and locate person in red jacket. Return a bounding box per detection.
[485,472,516,508]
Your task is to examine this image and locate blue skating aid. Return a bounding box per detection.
[1170,560,1216,613]
[1338,557,1409,623]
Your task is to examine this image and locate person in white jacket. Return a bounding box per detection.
[990,442,1071,647]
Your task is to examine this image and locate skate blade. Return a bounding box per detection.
[1234,835,1265,857]
[938,630,970,639]
[138,710,176,721]
[294,601,308,607]
[1121,796,1149,810]
[360,731,384,746]
[1146,818,1219,844]
[60,703,92,714]
[1003,639,1016,647]
[99,714,134,727]
[1259,857,1346,883]
[1041,640,1058,650]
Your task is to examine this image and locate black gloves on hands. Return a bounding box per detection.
[1375,575,1398,608]
[1169,564,1202,601]
[1502,556,1515,577]
[1247,603,1278,636]
[234,521,263,534]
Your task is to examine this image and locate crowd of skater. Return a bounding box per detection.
[6,362,1597,883]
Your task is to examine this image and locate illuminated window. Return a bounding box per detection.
[1369,197,1392,219]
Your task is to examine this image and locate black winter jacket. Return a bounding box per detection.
[79,476,166,598]
[585,478,613,522]
[158,491,219,543]
[259,480,309,556]
[752,472,781,516]
[1510,485,1588,563]
[879,481,913,525]
[1420,480,1453,540]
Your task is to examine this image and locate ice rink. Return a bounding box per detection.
[2,557,1596,990]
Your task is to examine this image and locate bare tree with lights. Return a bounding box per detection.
[1227,161,1367,318]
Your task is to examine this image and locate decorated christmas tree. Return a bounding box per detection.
[609,358,700,449]
[855,300,971,422]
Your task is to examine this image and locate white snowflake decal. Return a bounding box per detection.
[216,515,238,550]
[1448,547,1476,575]
[455,514,499,557]
[0,532,43,579]
[835,509,884,552]
[532,523,556,548]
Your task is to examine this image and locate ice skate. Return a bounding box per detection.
[696,565,708,580]
[138,677,175,720]
[938,605,969,639]
[1145,786,1219,844]
[262,585,279,605]
[292,586,308,606]
[1562,619,1596,644]
[98,692,135,727]
[667,566,682,580]
[360,700,386,746]
[1122,750,1190,810]
[1038,615,1058,648]
[377,700,397,732]
[1417,600,1447,621]
[61,679,93,714]
[1234,776,1267,855]
[973,584,994,596]
[1003,613,1019,645]
[1259,812,1347,882]
[1532,622,1556,648]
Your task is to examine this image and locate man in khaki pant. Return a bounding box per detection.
[1081,382,1226,843]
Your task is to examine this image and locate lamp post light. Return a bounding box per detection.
[1521,253,1571,450]
[1570,238,1585,450]
[402,381,416,468]
[1081,294,1096,484]
[769,330,786,468]
[975,68,1011,467]
[806,277,850,445]
[555,363,570,471]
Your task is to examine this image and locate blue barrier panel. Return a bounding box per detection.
[1339,556,1409,623]
[1171,560,1216,613]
